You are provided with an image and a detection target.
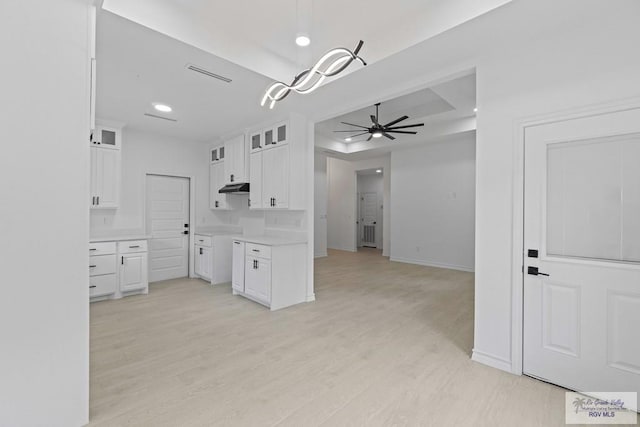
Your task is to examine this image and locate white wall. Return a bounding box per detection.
[314,152,328,257]
[326,156,391,255]
[472,3,640,372]
[357,173,384,249]
[390,133,475,271]
[0,0,90,425]
[90,127,220,235]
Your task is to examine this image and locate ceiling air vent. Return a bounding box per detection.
[144,113,177,122]
[186,64,232,83]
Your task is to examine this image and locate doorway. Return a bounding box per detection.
[145,174,191,282]
[522,107,640,400]
[357,169,383,251]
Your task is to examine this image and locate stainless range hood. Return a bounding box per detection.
[218,183,250,194]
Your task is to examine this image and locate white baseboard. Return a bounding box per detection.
[389,256,474,272]
[314,252,328,258]
[327,246,357,253]
[306,293,316,302]
[471,349,512,373]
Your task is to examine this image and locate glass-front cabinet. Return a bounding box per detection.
[91,125,121,149]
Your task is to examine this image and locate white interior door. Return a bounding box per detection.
[146,175,190,282]
[359,192,378,248]
[523,107,640,405]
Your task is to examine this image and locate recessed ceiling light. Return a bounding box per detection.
[345,137,352,142]
[372,131,383,138]
[153,103,172,113]
[376,169,382,173]
[473,107,478,113]
[295,34,311,47]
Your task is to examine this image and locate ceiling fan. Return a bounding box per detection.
[334,103,424,141]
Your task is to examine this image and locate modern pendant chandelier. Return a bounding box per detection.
[260,40,367,109]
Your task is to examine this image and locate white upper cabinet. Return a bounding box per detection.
[90,147,120,209]
[262,144,289,209]
[251,122,288,153]
[210,145,225,164]
[248,114,306,210]
[249,131,263,153]
[224,134,247,184]
[90,125,121,150]
[90,123,121,210]
[210,162,228,210]
[249,151,263,209]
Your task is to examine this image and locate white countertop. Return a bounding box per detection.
[90,234,151,243]
[194,230,238,237]
[230,235,307,246]
[194,226,242,237]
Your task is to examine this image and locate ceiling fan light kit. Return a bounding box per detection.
[260,40,367,109]
[334,103,425,141]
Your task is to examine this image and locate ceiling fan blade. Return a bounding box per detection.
[367,134,373,141]
[385,123,425,130]
[383,133,396,140]
[370,115,379,125]
[383,115,409,128]
[334,130,365,132]
[348,131,370,138]
[340,122,369,129]
[386,130,418,134]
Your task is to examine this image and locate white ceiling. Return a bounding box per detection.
[95,0,615,147]
[101,0,512,82]
[96,10,300,142]
[315,73,476,158]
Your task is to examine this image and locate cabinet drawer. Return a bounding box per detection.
[194,235,212,247]
[117,240,147,254]
[89,241,116,256]
[246,243,271,259]
[90,274,116,298]
[89,254,116,276]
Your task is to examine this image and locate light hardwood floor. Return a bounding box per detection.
[90,249,572,426]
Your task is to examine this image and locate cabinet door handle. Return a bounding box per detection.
[89,265,96,268]
[248,199,251,207]
[200,247,203,255]
[230,174,234,182]
[89,248,97,251]
[252,249,260,253]
[97,196,99,205]
[89,285,96,289]
[234,241,241,245]
[121,256,124,265]
[92,196,95,205]
[215,201,219,208]
[129,245,140,249]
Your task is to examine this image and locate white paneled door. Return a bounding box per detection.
[523,107,640,405]
[146,175,190,282]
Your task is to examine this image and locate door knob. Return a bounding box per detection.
[527,266,549,277]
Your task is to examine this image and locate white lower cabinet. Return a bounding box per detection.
[231,239,307,310]
[119,253,148,293]
[232,240,245,292]
[194,244,212,281]
[193,233,233,284]
[118,241,148,294]
[244,256,271,303]
[89,241,117,300]
[89,239,148,302]
[89,274,117,298]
